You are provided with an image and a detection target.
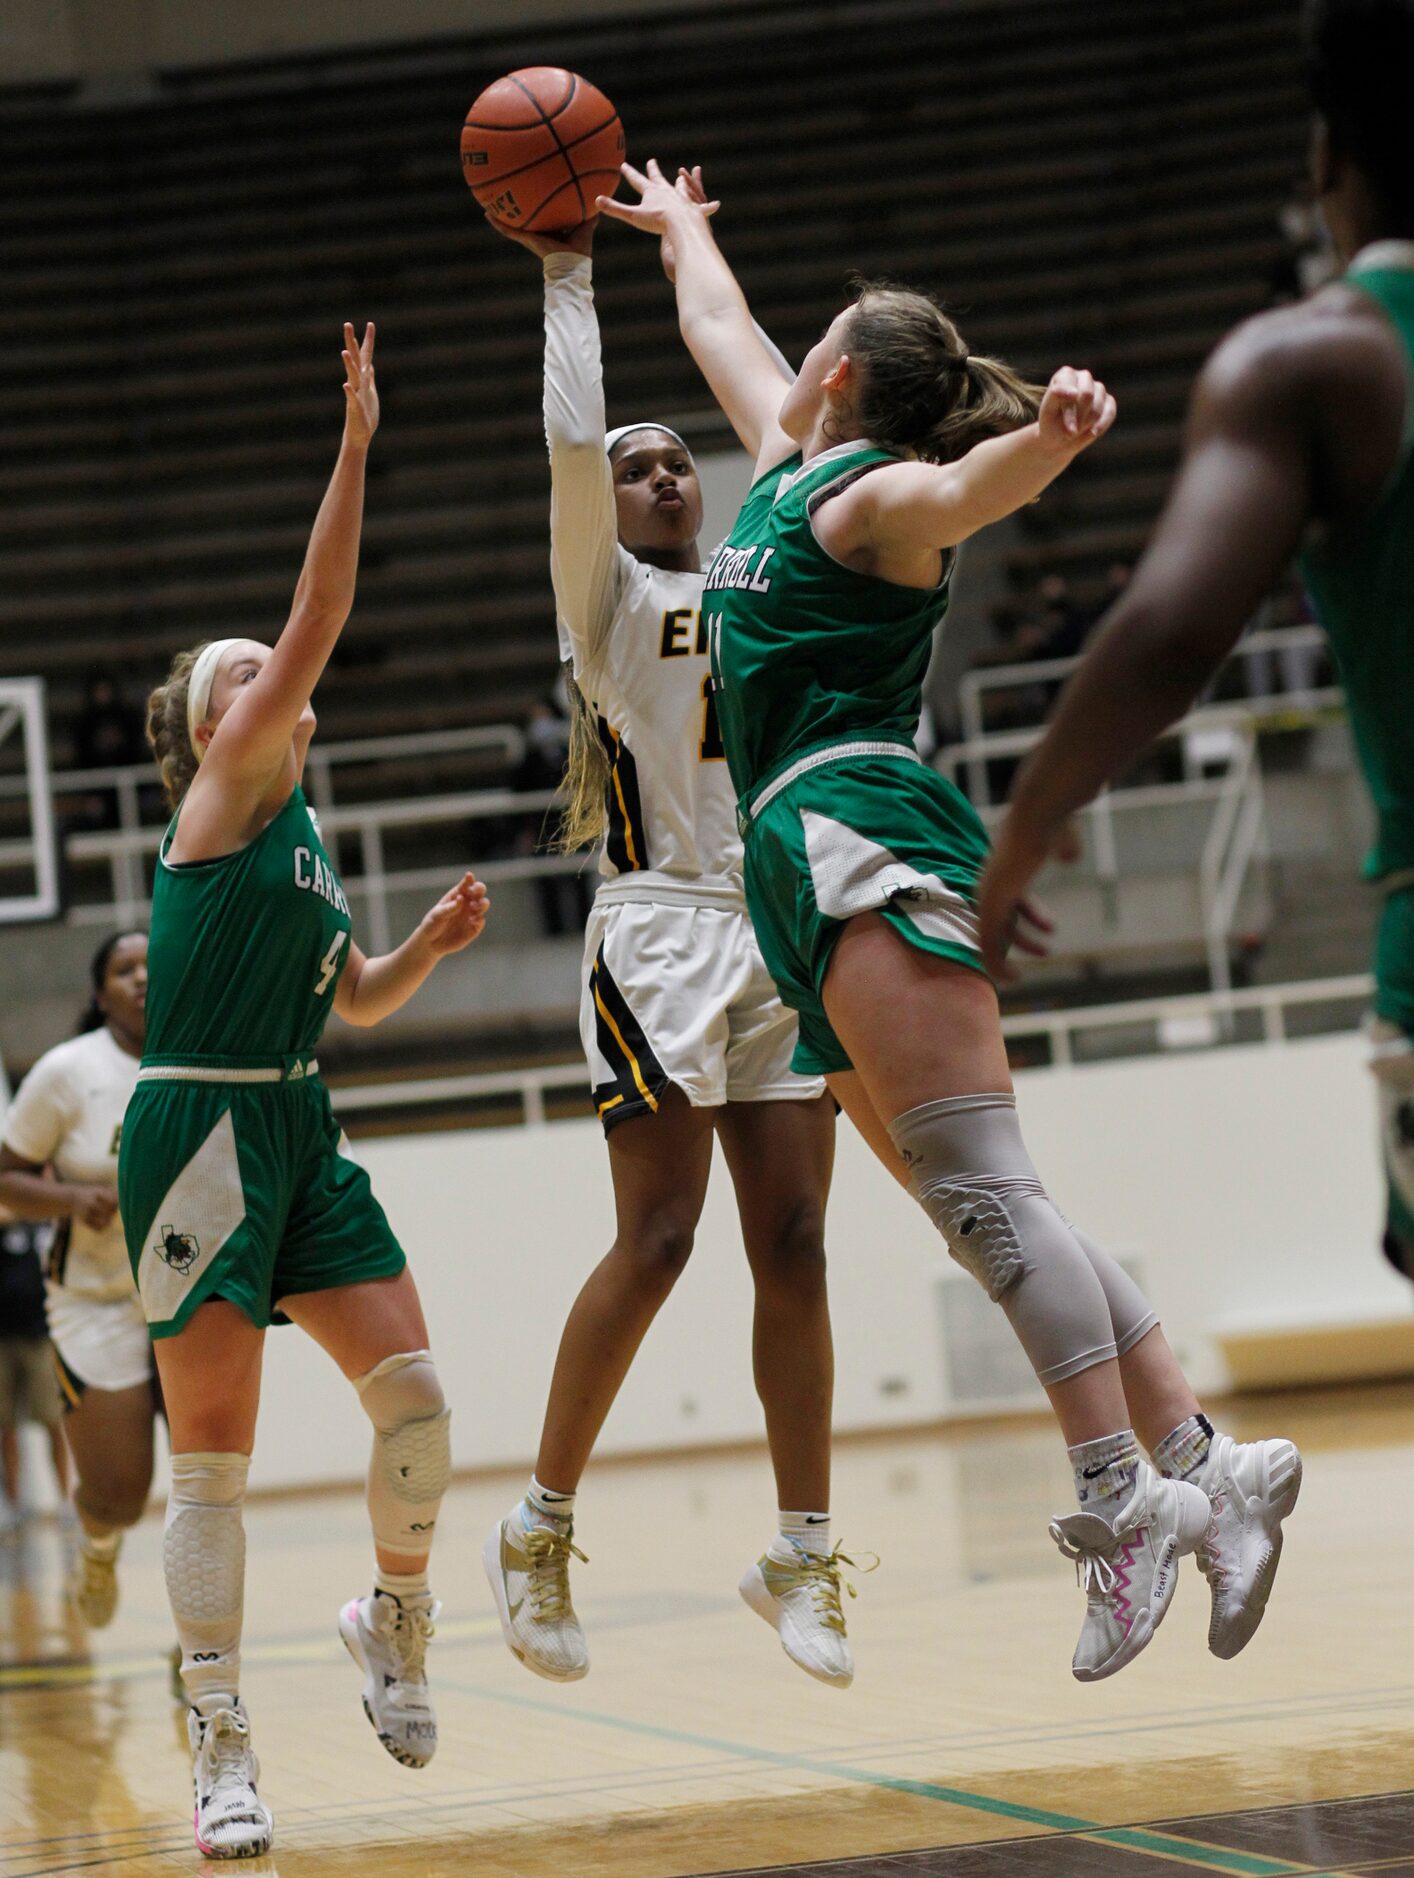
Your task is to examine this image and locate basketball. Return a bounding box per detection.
[460,67,624,234]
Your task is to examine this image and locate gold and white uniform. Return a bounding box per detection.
[542,253,824,1128]
[2,1027,149,1395]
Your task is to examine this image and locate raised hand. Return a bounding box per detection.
[342,321,379,448]
[418,871,490,956]
[661,166,718,282]
[486,211,597,259]
[1036,367,1116,456]
[598,157,719,238]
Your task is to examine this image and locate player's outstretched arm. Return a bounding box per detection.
[334,872,490,1027]
[599,160,794,468]
[200,324,378,800]
[976,319,1321,978]
[487,215,624,669]
[837,368,1116,557]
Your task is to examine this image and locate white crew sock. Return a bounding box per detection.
[771,1509,831,1561]
[523,1475,575,1530]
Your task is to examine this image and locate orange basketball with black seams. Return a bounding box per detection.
[460,67,624,234]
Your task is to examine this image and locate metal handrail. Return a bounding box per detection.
[327,974,1375,1124]
[0,722,526,807]
[958,623,1332,803]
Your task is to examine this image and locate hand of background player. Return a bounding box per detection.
[598,157,720,239]
[486,213,598,259]
[341,322,379,449]
[660,167,717,282]
[1036,367,1116,456]
[975,818,1082,981]
[68,1184,119,1231]
[417,872,491,955]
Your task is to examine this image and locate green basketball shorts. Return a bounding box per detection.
[741,741,991,1077]
[117,1056,406,1339]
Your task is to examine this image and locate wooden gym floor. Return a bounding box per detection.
[2,1383,1411,1878]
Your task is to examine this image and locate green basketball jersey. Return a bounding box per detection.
[144,785,353,1062]
[1301,244,1414,880]
[706,442,952,796]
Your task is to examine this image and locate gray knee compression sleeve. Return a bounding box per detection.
[355,1350,451,1557]
[888,1094,1118,1385]
[1067,1222,1159,1356]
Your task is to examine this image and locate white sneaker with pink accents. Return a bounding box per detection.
[1050,1460,1211,1682]
[1194,1434,1302,1660]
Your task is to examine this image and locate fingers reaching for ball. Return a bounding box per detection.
[598,157,720,235]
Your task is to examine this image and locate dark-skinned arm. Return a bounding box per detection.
[975,314,1321,976]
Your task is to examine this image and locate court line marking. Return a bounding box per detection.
[433,1672,1359,1878]
[0,1643,1378,1878]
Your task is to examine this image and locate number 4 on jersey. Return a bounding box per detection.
[315,931,347,996]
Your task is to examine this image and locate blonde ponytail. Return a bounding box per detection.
[845,281,1043,465]
[553,666,610,854]
[145,645,202,811]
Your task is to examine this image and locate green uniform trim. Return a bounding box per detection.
[707,441,952,806]
[123,782,405,1337]
[744,748,990,1076]
[118,1079,404,1339]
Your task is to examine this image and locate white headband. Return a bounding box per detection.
[186,638,243,760]
[605,422,689,458]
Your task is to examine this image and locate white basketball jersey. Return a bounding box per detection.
[544,254,743,899]
[1,1026,139,1302]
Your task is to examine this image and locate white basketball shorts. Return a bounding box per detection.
[46,1285,154,1399]
[579,891,826,1132]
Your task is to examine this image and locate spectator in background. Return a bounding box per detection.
[0,1211,71,1536]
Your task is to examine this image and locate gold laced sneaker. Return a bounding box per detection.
[739,1541,876,1688]
[68,1535,121,1628]
[483,1504,589,1681]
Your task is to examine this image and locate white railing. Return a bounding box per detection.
[957,623,1338,808]
[63,784,584,943]
[0,719,528,924]
[327,974,1375,1126]
[939,705,1276,995]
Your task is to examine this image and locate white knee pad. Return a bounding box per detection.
[165,1450,248,1708]
[355,1350,451,1556]
[888,1094,1119,1386]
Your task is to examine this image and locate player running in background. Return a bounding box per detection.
[121,325,488,1858]
[977,0,1414,1286]
[0,933,154,1626]
[480,200,854,1692]
[602,162,1300,1684]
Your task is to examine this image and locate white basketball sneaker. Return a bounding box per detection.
[68,1536,121,1628]
[483,1503,589,1682]
[188,1700,274,1859]
[338,1591,439,1768]
[739,1542,871,1688]
[1050,1460,1211,1682]
[1193,1434,1302,1659]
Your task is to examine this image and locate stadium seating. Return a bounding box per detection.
[0,0,1306,791]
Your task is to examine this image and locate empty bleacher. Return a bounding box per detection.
[0,0,1307,790]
